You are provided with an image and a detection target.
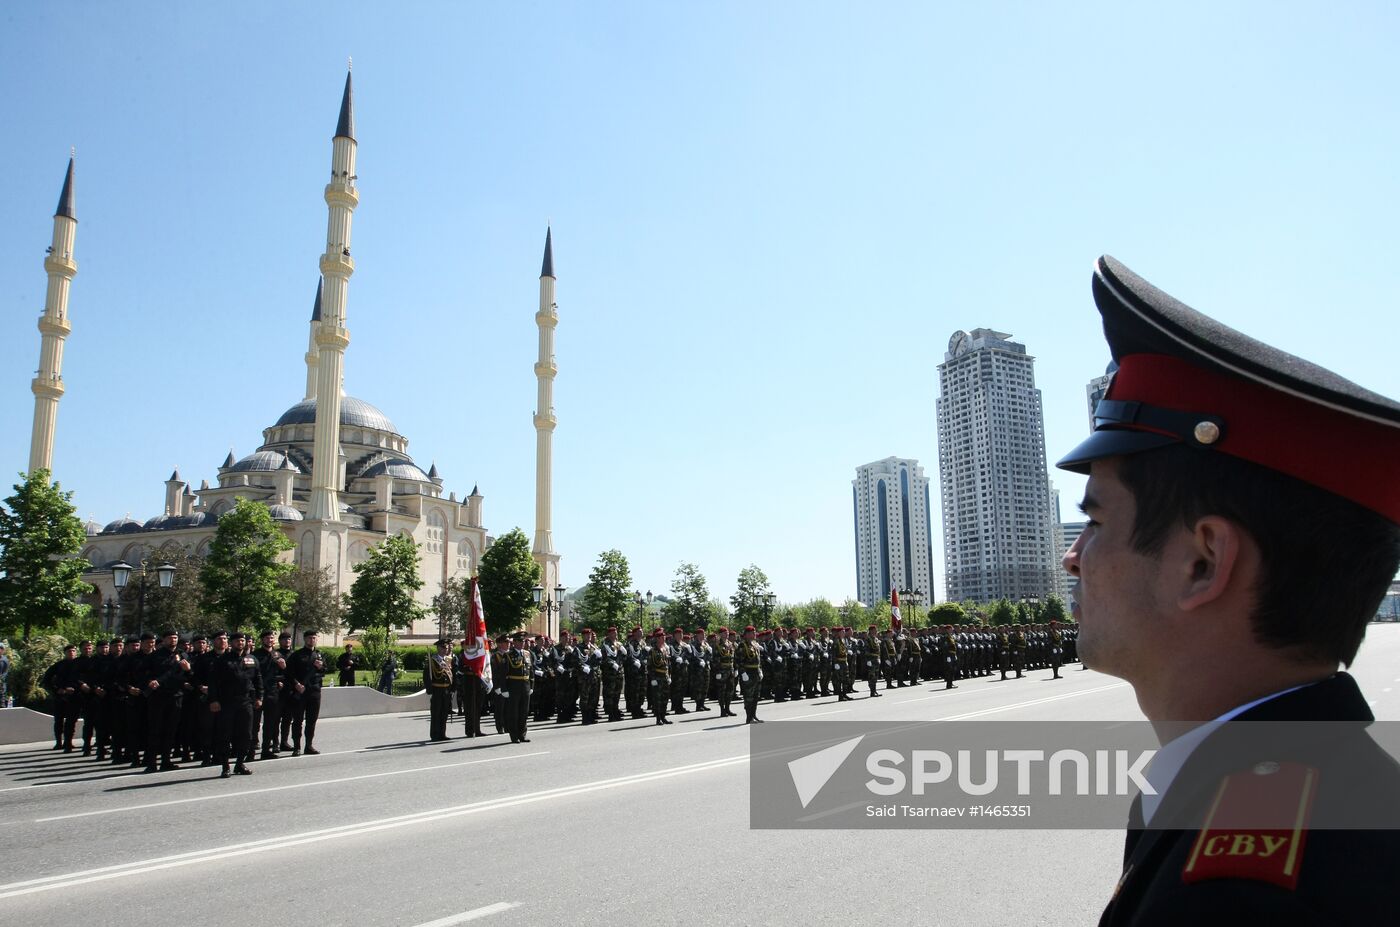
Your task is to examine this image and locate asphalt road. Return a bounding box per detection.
[3,625,1399,927]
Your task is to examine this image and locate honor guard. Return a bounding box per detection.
[648,629,672,725]
[736,626,764,723]
[502,632,533,743]
[426,639,454,741]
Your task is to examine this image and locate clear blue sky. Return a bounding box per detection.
[3,2,1397,606]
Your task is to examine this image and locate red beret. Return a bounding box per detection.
[652,628,665,637]
[672,627,685,634]
[743,625,755,633]
[606,627,617,635]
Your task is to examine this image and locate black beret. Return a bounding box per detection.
[1058,256,1400,524]
[139,632,156,641]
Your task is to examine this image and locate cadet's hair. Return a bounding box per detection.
[1119,446,1400,666]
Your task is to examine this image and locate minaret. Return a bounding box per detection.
[307,69,357,523]
[28,156,78,477]
[303,278,322,401]
[532,227,561,634]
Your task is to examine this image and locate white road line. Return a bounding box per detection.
[34,752,548,822]
[644,730,704,740]
[777,709,852,721]
[1385,688,1394,693]
[412,902,520,926]
[0,753,748,899]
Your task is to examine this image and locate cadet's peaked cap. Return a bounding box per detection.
[1058,256,1400,524]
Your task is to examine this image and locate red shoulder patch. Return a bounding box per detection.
[1181,761,1318,890]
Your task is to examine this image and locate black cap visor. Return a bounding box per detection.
[1056,428,1178,474]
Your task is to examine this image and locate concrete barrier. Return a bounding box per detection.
[318,685,428,718]
[0,707,58,746]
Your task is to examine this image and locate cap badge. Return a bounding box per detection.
[1193,421,1222,445]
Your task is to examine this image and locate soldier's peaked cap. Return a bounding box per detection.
[1057,256,1400,525]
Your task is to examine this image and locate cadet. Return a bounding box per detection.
[490,634,509,735]
[285,630,327,755]
[936,625,958,689]
[502,632,533,743]
[648,629,672,725]
[712,628,737,718]
[1057,256,1400,923]
[667,628,690,715]
[459,635,488,737]
[799,627,820,698]
[552,631,578,723]
[829,627,852,701]
[1047,621,1064,679]
[861,626,882,697]
[209,632,262,778]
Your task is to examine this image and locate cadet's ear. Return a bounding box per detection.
[1176,515,1247,612]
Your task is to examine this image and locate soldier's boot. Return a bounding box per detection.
[220,762,231,779]
[234,762,252,776]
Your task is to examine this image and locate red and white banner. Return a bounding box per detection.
[890,587,902,631]
[466,577,489,678]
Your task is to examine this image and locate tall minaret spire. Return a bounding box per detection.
[532,227,561,634]
[307,69,357,522]
[28,156,79,476]
[304,278,323,401]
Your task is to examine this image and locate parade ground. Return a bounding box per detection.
[2,624,1398,927]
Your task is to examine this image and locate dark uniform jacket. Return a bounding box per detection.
[285,647,327,697]
[1101,673,1400,926]
[208,650,264,705]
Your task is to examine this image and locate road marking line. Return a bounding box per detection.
[1385,688,1394,694]
[412,902,520,926]
[777,709,851,721]
[644,730,704,740]
[34,752,548,822]
[0,753,748,899]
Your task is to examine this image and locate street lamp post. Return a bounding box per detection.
[761,591,776,627]
[533,582,568,638]
[633,589,654,632]
[909,589,923,627]
[110,560,176,635]
[103,599,119,634]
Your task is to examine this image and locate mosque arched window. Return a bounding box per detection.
[425,510,446,554]
[455,538,475,574]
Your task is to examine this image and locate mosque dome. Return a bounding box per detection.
[228,450,300,473]
[102,516,143,534]
[267,504,304,522]
[144,514,174,530]
[357,457,431,482]
[274,397,400,436]
[84,519,103,536]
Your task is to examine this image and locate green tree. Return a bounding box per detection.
[9,634,68,705]
[805,598,839,630]
[0,470,92,640]
[839,598,867,629]
[199,498,294,632]
[1043,594,1070,623]
[281,565,345,638]
[476,527,540,636]
[346,534,425,638]
[984,598,1014,626]
[577,549,632,631]
[729,564,772,627]
[430,576,470,640]
[660,562,711,630]
[928,602,967,626]
[868,598,893,630]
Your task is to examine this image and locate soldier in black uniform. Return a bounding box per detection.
[141,630,190,772]
[276,631,296,751]
[336,643,359,688]
[1055,255,1400,924]
[425,638,454,741]
[191,632,221,765]
[486,634,506,734]
[41,644,81,751]
[502,632,532,743]
[209,632,262,778]
[285,630,327,755]
[253,630,286,760]
[98,638,126,762]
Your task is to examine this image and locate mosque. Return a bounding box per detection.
[23,71,563,642]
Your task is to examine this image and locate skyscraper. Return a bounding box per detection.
[852,457,934,606]
[937,329,1059,603]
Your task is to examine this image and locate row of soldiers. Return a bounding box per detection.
[427,622,1077,738]
[39,629,331,777]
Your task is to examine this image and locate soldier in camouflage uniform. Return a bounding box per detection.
[689,628,711,712]
[879,629,899,690]
[938,625,959,689]
[668,628,691,715]
[552,632,580,723]
[599,627,627,722]
[816,627,832,696]
[577,629,603,724]
[1009,626,1026,677]
[712,628,737,717]
[862,627,882,697]
[648,629,671,725]
[1047,621,1064,679]
[797,627,818,698]
[531,636,554,723]
[623,627,647,719]
[829,626,852,701]
[736,626,764,723]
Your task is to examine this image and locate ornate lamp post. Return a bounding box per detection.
[633,589,654,632]
[111,560,175,635]
[533,582,567,638]
[761,591,776,626]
